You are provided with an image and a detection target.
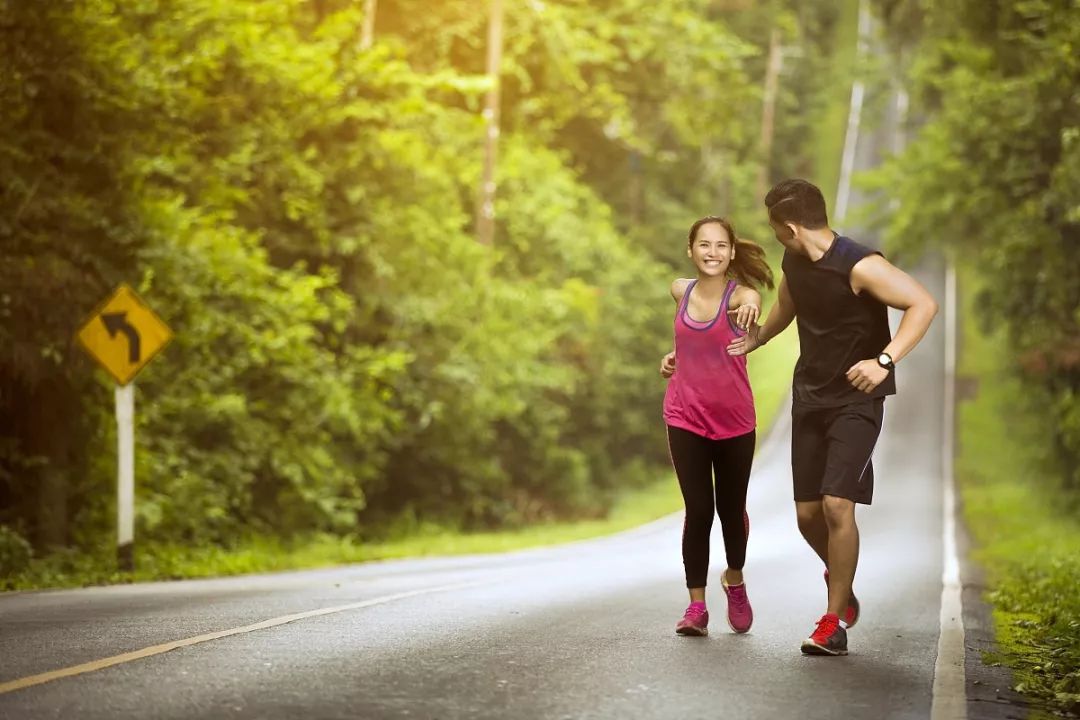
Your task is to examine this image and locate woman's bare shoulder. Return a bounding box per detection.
[729,283,761,308]
[670,278,693,302]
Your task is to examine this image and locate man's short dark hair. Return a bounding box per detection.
[764,179,829,229]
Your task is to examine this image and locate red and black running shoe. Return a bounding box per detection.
[801,613,848,656]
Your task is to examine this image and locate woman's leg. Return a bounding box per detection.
[667,425,716,599]
[712,429,756,582]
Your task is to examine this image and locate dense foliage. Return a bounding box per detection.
[873,2,1080,713]
[870,0,1080,492]
[0,0,852,560]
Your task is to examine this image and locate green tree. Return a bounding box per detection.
[1,0,838,563]
[870,0,1080,488]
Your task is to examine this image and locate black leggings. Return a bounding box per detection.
[667,425,756,588]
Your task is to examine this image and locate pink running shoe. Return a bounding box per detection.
[722,572,753,633]
[675,602,709,636]
[823,569,861,628]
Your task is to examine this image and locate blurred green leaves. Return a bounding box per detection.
[0,0,845,553]
[871,0,1080,491]
[0,0,702,548]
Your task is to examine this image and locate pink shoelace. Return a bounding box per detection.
[683,603,707,619]
[726,584,749,610]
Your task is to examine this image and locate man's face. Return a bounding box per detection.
[768,218,798,250]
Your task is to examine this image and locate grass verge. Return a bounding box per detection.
[956,266,1080,717]
[2,479,682,592]
[5,269,800,593]
[6,342,797,593]
[7,345,796,593]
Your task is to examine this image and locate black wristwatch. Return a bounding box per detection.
[877,352,895,372]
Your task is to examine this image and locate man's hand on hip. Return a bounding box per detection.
[846,359,889,393]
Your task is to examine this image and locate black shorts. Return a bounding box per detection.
[791,398,884,505]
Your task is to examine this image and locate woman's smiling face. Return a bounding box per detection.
[688,221,734,277]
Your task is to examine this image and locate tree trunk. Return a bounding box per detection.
[27,378,72,549]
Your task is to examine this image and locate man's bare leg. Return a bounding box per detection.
[796,500,830,566]
[822,494,859,617]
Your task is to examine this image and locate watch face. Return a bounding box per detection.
[878,353,893,367]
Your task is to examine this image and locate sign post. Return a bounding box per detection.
[77,284,173,571]
[115,383,135,569]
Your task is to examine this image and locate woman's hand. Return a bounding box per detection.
[660,351,676,378]
[728,303,760,331]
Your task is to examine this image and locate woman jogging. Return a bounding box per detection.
[660,216,774,636]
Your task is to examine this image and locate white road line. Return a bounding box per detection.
[931,261,967,719]
[0,580,482,696]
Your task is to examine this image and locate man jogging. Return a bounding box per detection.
[727,178,938,655]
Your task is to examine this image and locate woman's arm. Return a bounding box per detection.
[728,274,796,356]
[661,279,692,377]
[728,285,762,331]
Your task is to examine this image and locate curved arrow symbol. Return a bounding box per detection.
[101,312,141,363]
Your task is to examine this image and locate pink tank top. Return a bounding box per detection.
[663,279,756,440]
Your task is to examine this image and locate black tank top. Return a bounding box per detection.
[782,235,896,407]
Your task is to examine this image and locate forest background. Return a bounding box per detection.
[2,5,1078,711]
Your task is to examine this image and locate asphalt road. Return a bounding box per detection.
[0,261,951,719]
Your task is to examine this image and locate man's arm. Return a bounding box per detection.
[727,274,795,356]
[845,255,939,392]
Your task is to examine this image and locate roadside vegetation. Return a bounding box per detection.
[955,270,1080,717]
[870,1,1079,713]
[1,0,853,590]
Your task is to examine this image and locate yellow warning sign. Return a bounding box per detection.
[77,284,173,386]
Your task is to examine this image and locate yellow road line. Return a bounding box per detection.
[0,581,481,696]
